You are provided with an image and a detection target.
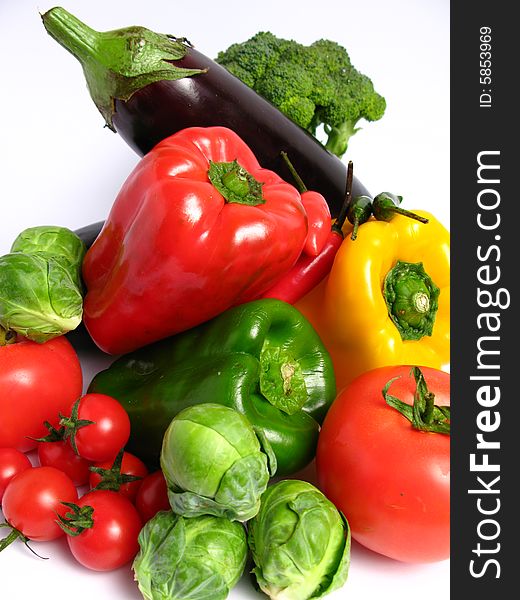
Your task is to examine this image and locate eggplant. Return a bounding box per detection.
[74,221,104,249]
[43,8,370,218]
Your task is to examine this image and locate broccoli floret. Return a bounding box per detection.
[216,32,386,158]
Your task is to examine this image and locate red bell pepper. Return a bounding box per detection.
[82,126,324,354]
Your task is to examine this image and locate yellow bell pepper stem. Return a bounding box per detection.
[295,211,450,392]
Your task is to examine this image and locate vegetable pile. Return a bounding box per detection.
[0,5,451,600]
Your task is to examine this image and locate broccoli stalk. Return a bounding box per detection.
[323,121,360,160]
[216,33,386,158]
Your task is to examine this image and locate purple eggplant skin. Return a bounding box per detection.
[111,47,370,217]
[74,221,104,249]
[42,7,368,216]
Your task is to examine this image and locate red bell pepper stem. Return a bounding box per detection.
[261,161,354,304]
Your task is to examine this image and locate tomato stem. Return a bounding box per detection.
[56,502,95,536]
[59,397,95,455]
[0,524,48,559]
[30,420,66,443]
[382,367,450,434]
[89,448,143,492]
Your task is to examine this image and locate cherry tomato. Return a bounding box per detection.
[2,466,78,541]
[316,365,450,563]
[0,336,83,452]
[66,393,130,462]
[63,490,142,571]
[0,448,32,503]
[135,470,170,522]
[37,440,92,487]
[89,451,148,501]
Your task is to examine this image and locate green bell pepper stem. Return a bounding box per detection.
[88,299,336,475]
[383,261,440,341]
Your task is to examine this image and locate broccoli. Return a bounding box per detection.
[216,32,386,158]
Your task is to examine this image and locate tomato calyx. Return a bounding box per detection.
[59,397,95,455]
[30,420,66,443]
[56,502,95,537]
[0,523,48,559]
[89,448,143,493]
[382,366,450,435]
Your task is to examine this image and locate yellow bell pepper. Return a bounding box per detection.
[295,210,450,392]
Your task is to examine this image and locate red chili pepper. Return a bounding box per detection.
[261,161,354,304]
[279,151,331,257]
[82,127,317,354]
[300,190,331,257]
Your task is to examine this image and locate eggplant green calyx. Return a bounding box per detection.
[89,448,143,492]
[208,160,265,205]
[373,192,429,224]
[383,260,440,341]
[383,366,450,434]
[41,7,207,130]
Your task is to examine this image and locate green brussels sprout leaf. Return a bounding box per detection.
[161,403,274,521]
[0,226,86,342]
[133,510,247,600]
[253,426,278,476]
[0,253,83,342]
[248,480,351,600]
[11,225,86,288]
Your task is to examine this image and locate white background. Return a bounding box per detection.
[0,1,450,598]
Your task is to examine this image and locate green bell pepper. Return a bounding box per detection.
[88,299,336,475]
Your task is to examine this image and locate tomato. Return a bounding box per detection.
[316,365,450,563]
[89,451,148,501]
[2,466,78,541]
[0,448,32,503]
[63,490,142,571]
[37,440,92,487]
[135,470,170,522]
[0,336,83,452]
[65,393,131,462]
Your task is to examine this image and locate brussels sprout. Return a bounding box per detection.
[0,226,86,342]
[133,510,247,600]
[248,480,351,600]
[11,226,86,288]
[160,403,276,521]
